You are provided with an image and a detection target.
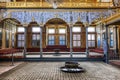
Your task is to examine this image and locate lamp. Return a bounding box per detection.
[45,0,63,9]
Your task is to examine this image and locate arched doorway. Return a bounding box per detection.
[44,18,69,52]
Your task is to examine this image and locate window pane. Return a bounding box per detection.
[88,41,91,47]
[73,41,77,47]
[48,28,55,34]
[32,27,40,33]
[60,41,65,45]
[59,35,65,40]
[32,34,36,40]
[59,35,65,45]
[72,27,81,32]
[88,27,95,32]
[37,34,40,40]
[18,35,21,40]
[110,34,113,40]
[92,34,95,40]
[18,27,25,32]
[92,41,95,47]
[73,35,77,40]
[21,35,24,40]
[48,35,55,45]
[18,41,21,47]
[88,34,91,40]
[97,34,101,48]
[110,31,114,47]
[77,41,81,47]
[59,29,66,34]
[32,34,40,47]
[110,41,114,47]
[48,41,54,45]
[21,41,24,47]
[77,35,80,40]
[17,34,24,47]
[49,35,55,40]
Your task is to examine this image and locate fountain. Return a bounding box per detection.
[60,62,85,73]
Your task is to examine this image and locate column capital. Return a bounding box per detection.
[39,23,44,27]
[23,23,28,27]
[69,23,73,27]
[83,22,89,27]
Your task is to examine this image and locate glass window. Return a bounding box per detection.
[48,28,55,34]
[17,34,24,47]
[6,31,9,48]
[32,27,40,33]
[48,35,55,45]
[72,27,81,32]
[88,27,95,32]
[32,34,40,47]
[97,34,101,48]
[59,28,66,34]
[59,35,65,45]
[88,34,95,47]
[110,28,114,48]
[73,34,81,47]
[17,27,25,32]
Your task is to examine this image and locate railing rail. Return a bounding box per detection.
[109,50,120,60]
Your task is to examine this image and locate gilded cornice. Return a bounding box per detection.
[96,8,120,25]
[0,2,113,9]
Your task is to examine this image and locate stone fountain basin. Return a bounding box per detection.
[60,66,85,73]
[60,62,85,73]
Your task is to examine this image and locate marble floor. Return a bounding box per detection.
[0,62,120,80]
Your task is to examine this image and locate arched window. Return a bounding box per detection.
[47,27,66,45]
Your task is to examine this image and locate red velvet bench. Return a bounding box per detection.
[0,48,20,55]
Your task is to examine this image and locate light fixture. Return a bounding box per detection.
[45,0,63,9]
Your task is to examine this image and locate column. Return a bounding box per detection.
[115,26,118,54]
[24,27,27,58]
[86,26,89,57]
[9,23,12,48]
[2,22,6,49]
[70,26,73,58]
[105,25,109,63]
[9,30,12,48]
[40,26,43,58]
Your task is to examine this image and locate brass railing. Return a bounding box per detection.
[0,2,113,8]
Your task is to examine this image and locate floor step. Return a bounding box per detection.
[19,58,104,62]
